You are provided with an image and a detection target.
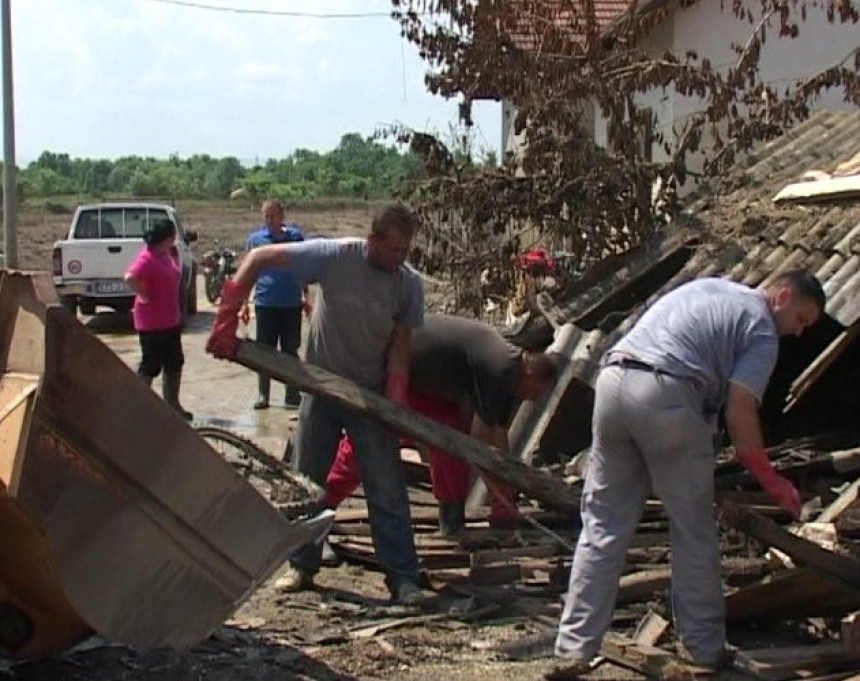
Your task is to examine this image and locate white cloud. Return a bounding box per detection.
[236,61,288,82]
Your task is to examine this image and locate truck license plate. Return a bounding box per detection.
[92,280,130,295]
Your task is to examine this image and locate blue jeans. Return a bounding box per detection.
[289,393,420,588]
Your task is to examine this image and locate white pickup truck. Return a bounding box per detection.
[51,202,199,318]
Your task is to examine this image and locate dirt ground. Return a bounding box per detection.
[4,201,636,681]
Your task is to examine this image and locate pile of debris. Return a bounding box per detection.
[323,428,860,681]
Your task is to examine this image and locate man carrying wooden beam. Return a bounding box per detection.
[324,313,566,537]
[549,269,825,679]
[207,203,427,606]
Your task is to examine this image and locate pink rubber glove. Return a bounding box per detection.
[737,448,802,519]
[206,279,250,359]
[385,372,409,407]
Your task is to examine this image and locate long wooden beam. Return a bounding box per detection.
[232,341,580,514]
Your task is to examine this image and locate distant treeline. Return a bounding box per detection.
[11,133,423,201]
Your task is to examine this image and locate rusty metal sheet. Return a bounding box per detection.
[0,270,330,655]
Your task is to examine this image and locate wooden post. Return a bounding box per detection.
[232,341,580,514]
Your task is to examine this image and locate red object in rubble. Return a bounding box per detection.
[514,248,556,275]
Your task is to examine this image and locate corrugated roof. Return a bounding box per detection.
[545,111,860,342]
[674,110,860,328]
[529,110,860,456]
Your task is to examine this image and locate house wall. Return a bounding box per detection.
[594,15,675,153]
[596,2,858,181]
[503,2,858,184]
[667,1,859,180]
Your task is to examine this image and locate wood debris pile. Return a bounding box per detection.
[327,431,860,681]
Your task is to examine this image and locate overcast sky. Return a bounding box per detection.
[2,0,501,166]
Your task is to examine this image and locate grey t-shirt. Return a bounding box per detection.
[409,314,522,427]
[612,278,778,416]
[287,237,424,389]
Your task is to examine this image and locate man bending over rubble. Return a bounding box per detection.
[206,203,426,605]
[550,269,824,679]
[325,313,565,537]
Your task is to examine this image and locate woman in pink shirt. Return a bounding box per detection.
[124,219,192,420]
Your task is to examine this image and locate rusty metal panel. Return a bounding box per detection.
[0,271,330,654]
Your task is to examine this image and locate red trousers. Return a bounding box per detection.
[324,391,516,522]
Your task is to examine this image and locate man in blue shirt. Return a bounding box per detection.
[550,269,825,679]
[243,200,306,409]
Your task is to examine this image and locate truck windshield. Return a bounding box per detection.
[74,208,172,239]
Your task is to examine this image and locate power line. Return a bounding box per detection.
[143,0,397,19]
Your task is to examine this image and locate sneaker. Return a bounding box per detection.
[274,564,313,592]
[390,580,424,606]
[253,396,269,410]
[284,388,302,408]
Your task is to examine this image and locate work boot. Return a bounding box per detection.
[162,370,193,421]
[274,563,314,592]
[254,375,270,410]
[390,579,424,606]
[438,501,466,538]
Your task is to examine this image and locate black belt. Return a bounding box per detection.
[605,356,669,375]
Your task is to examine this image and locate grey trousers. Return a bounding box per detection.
[555,365,725,665]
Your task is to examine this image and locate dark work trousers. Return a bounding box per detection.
[255,305,302,402]
[137,326,184,378]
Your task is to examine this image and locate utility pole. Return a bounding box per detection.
[1,0,16,268]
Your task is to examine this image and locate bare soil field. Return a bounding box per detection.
[5,200,637,681]
[14,198,381,272]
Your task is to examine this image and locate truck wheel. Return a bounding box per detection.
[60,296,77,315]
[79,300,96,316]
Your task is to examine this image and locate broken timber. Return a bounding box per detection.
[233,342,580,514]
[719,500,860,591]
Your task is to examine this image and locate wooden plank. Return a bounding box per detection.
[733,643,860,681]
[786,320,860,412]
[234,342,580,514]
[819,479,860,524]
[469,563,522,585]
[599,633,718,680]
[726,567,860,623]
[470,544,560,567]
[617,568,671,604]
[719,500,860,591]
[633,611,670,647]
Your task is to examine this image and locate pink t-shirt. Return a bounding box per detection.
[127,246,182,331]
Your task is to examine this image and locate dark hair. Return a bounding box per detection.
[771,268,826,311]
[528,351,568,383]
[371,203,419,238]
[143,219,176,246]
